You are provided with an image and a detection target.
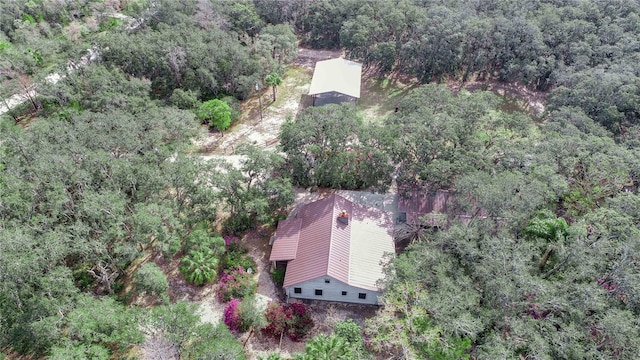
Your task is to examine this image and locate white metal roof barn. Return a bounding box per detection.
[308,58,362,106]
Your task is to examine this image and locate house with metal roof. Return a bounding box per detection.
[269,193,395,305]
[308,58,362,106]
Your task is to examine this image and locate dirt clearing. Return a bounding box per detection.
[194,47,342,156]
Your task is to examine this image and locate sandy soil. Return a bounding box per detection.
[293,48,343,68]
[193,47,342,156]
[186,48,549,359]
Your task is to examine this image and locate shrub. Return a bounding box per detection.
[223,212,254,233]
[263,302,289,339]
[224,297,266,333]
[223,235,239,246]
[334,319,364,350]
[184,224,225,254]
[99,17,122,31]
[239,296,267,331]
[287,303,314,341]
[184,323,245,360]
[271,267,285,285]
[198,99,231,131]
[169,88,200,110]
[221,95,240,123]
[134,262,169,302]
[224,299,242,332]
[217,267,257,302]
[220,243,257,273]
[180,249,219,285]
[295,334,354,360]
[263,302,314,342]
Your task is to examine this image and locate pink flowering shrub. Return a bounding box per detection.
[262,302,314,342]
[223,235,239,246]
[220,243,257,273]
[224,298,242,332]
[596,278,619,292]
[217,266,257,302]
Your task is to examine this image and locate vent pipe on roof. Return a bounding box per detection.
[337,210,349,225]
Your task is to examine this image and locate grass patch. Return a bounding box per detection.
[268,65,312,110]
[358,75,417,123]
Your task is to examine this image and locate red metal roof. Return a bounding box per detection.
[269,218,302,261]
[282,194,353,288]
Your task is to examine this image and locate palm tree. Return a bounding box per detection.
[179,248,218,285]
[295,334,355,360]
[265,72,282,102]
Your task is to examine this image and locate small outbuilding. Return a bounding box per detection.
[397,189,486,227]
[397,190,451,227]
[308,58,362,106]
[269,193,394,305]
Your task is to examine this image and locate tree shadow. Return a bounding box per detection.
[297,93,314,113]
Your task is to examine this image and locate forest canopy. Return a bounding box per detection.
[1,0,640,359]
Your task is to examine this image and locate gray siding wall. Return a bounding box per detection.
[285,276,381,305]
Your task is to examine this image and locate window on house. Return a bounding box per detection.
[294,287,301,294]
[341,291,347,296]
[315,289,323,296]
[324,279,330,284]
[358,293,367,299]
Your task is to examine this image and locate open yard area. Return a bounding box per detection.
[193,48,418,156]
[193,50,545,161]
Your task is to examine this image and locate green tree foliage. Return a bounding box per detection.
[0,37,223,354]
[40,64,151,115]
[524,210,569,241]
[226,2,265,38]
[333,319,369,358]
[264,72,282,102]
[365,77,640,358]
[383,84,518,190]
[184,322,246,360]
[180,248,220,286]
[334,319,364,350]
[524,210,570,272]
[146,301,245,360]
[295,334,356,360]
[3,1,640,359]
[134,262,169,301]
[279,104,392,190]
[99,3,295,102]
[236,296,267,332]
[61,295,144,354]
[0,96,205,354]
[215,143,294,233]
[49,343,111,360]
[198,99,232,133]
[169,88,201,110]
[183,223,226,255]
[257,24,298,66]
[259,353,285,360]
[283,0,640,132]
[365,282,470,360]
